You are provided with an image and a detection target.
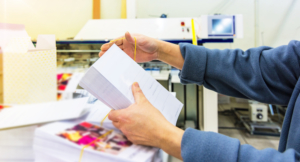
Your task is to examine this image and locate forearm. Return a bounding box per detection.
[180,128,299,162]
[179,41,300,105]
[157,40,185,70]
[158,123,184,160]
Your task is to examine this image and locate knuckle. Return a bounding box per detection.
[140,97,147,103]
[127,136,134,142]
[117,115,123,121]
[119,114,128,122]
[118,111,129,120]
[121,129,129,137]
[122,129,127,135]
[136,88,143,93]
[108,113,114,120]
[112,122,118,128]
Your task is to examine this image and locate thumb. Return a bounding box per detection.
[125,31,135,45]
[132,82,146,103]
[108,110,121,122]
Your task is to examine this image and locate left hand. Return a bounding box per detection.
[99,32,160,63]
[108,82,172,147]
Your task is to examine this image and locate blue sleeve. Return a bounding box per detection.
[181,128,300,162]
[179,41,300,105]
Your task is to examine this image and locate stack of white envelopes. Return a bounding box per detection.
[79,44,183,126]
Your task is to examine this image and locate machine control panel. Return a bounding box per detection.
[249,104,268,122]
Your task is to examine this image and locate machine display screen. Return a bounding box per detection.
[207,15,236,37]
[211,18,233,34]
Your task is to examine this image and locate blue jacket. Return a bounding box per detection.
[178,41,300,162]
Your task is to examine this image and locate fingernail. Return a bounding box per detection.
[133,82,139,87]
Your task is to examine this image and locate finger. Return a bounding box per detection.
[99,45,123,57]
[101,43,114,51]
[110,35,125,45]
[112,121,121,129]
[125,31,135,45]
[132,82,146,103]
[114,38,124,46]
[117,45,124,50]
[108,110,121,121]
[99,51,106,57]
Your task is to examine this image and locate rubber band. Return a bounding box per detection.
[79,130,113,162]
[109,37,137,62]
[100,110,111,127]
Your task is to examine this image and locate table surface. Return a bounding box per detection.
[171,74,181,83]
[151,71,170,81]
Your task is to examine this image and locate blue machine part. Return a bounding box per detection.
[160,14,167,18]
[38,39,233,45]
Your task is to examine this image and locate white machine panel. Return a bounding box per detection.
[74,18,199,40]
[75,16,242,41]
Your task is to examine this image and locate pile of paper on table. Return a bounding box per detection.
[33,101,160,162]
[0,98,89,130]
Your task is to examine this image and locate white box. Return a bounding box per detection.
[0,23,56,104]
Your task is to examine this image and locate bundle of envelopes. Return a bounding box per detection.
[79,44,183,125]
[33,102,160,162]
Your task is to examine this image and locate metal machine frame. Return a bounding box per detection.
[233,108,281,136]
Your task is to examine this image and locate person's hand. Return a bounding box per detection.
[108,82,184,160]
[108,82,172,147]
[99,32,160,63]
[99,32,185,69]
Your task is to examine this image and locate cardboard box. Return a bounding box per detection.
[0,23,56,104]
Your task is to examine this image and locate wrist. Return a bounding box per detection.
[157,122,184,159]
[155,41,184,70]
[156,40,169,61]
[155,121,172,148]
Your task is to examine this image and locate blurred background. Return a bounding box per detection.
[0,0,299,162]
[1,0,300,48]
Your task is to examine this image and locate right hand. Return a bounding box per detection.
[108,82,171,148]
[108,82,184,160]
[99,32,160,63]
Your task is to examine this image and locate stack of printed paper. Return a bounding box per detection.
[33,121,159,162]
[85,100,115,130]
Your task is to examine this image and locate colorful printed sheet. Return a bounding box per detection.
[57,122,132,155]
[57,73,73,100]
